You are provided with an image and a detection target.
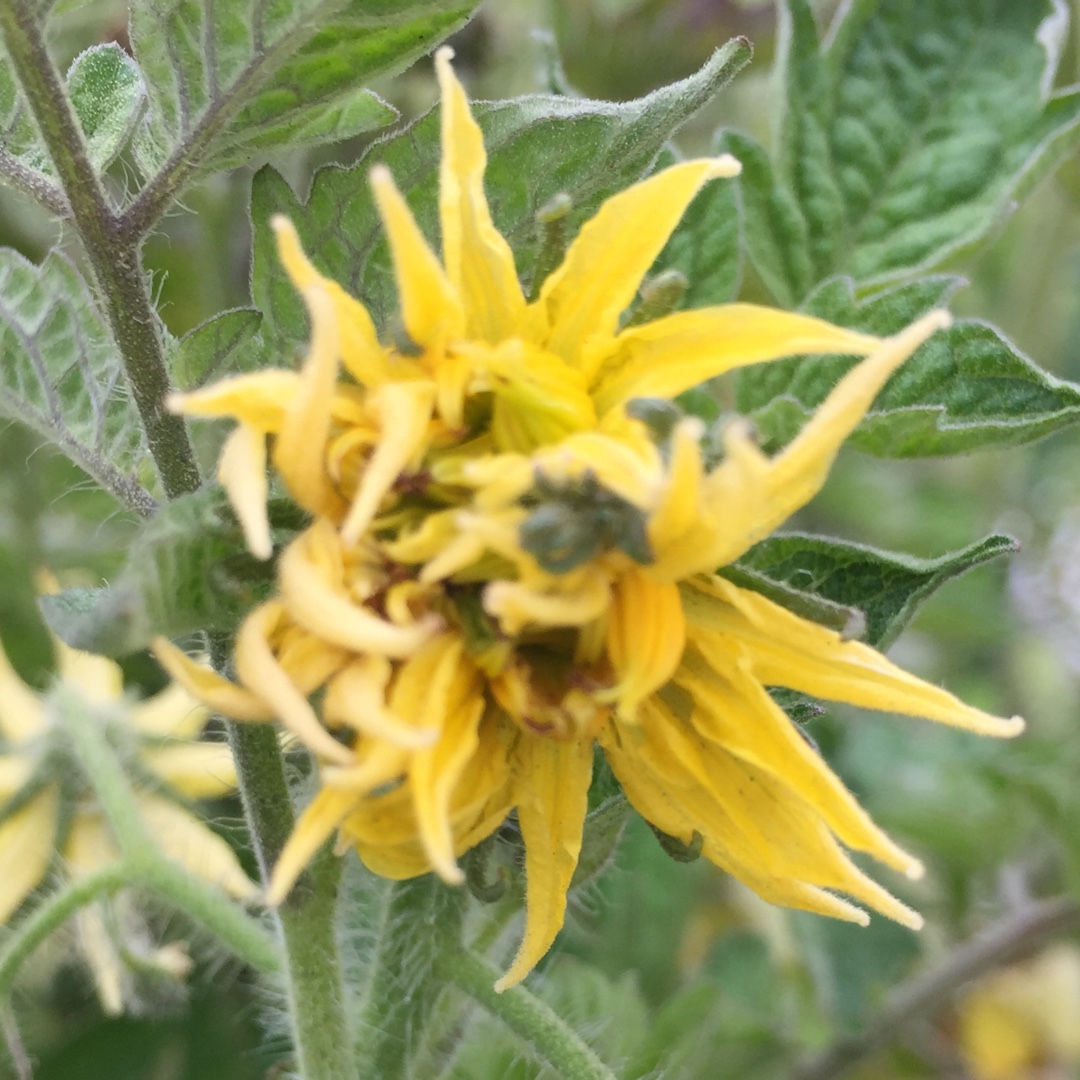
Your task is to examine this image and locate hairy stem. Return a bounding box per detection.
[439,951,619,1080]
[796,895,1080,1080]
[0,0,200,500]
[0,866,126,999]
[228,721,357,1080]
[0,147,68,217]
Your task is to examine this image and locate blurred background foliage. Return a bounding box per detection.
[4,0,1080,1077]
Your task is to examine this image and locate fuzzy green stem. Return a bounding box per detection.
[58,697,278,974]
[0,0,201,500]
[228,721,357,1080]
[0,866,126,999]
[439,951,619,1080]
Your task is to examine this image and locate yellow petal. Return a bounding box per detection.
[484,571,612,634]
[370,164,464,349]
[407,639,485,883]
[218,424,272,560]
[685,576,1024,738]
[151,637,271,722]
[436,47,525,342]
[599,570,685,720]
[272,215,388,386]
[137,792,258,901]
[139,742,238,799]
[56,639,123,703]
[278,522,440,658]
[0,756,34,800]
[340,380,436,546]
[234,603,354,764]
[271,283,348,519]
[75,905,124,1015]
[266,787,360,905]
[324,658,437,749]
[0,786,58,923]
[764,310,951,523]
[130,681,208,740]
[530,157,740,370]
[168,370,302,430]
[0,643,47,744]
[673,632,922,878]
[591,305,879,416]
[495,736,592,992]
[647,417,704,554]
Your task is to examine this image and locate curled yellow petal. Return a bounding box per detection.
[151,637,271,722]
[271,283,348,519]
[234,603,354,764]
[323,657,437,749]
[279,522,440,658]
[218,423,272,560]
[495,737,592,991]
[130,681,208,740]
[139,742,239,799]
[272,215,388,386]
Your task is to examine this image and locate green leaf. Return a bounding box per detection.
[171,307,263,390]
[652,133,742,307]
[742,0,1080,302]
[66,44,146,172]
[735,531,1018,649]
[129,0,477,185]
[0,249,153,513]
[250,37,752,354]
[717,129,811,309]
[738,275,1080,456]
[39,487,273,656]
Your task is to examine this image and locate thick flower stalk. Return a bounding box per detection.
[156,48,1023,991]
[0,619,255,1012]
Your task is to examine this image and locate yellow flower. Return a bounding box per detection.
[0,619,255,1013]
[158,48,1023,991]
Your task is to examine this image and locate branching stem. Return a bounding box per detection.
[0,0,200,500]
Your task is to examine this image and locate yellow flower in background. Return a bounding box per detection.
[957,944,1080,1080]
[0,622,255,1013]
[158,47,1023,991]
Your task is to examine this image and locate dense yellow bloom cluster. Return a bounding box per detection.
[0,620,253,1011]
[155,49,1022,990]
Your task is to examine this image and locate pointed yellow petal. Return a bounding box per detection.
[279,522,440,658]
[266,787,359,905]
[0,787,58,923]
[436,47,525,342]
[530,157,740,370]
[765,310,951,521]
[0,757,34,801]
[0,642,47,744]
[370,164,464,348]
[592,305,879,416]
[271,284,348,519]
[340,380,436,546]
[495,737,592,991]
[151,637,271,722]
[272,215,388,386]
[137,792,258,901]
[218,424,272,560]
[685,575,1024,738]
[234,603,354,764]
[130,681,208,740]
[673,630,922,878]
[599,570,685,719]
[168,370,302,430]
[139,742,238,799]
